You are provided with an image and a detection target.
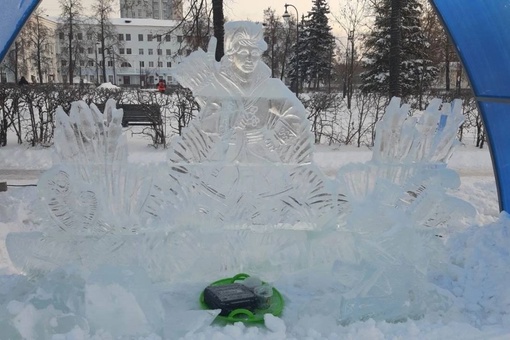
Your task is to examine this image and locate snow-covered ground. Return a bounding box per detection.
[0,131,509,339]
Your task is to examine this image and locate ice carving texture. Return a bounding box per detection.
[171,22,313,164]
[166,21,346,229]
[38,100,164,233]
[5,22,475,327]
[333,97,475,322]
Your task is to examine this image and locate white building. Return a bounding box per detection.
[77,18,185,87]
[1,14,189,86]
[119,0,183,20]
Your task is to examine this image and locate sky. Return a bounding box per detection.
[39,0,340,21]
[39,0,347,37]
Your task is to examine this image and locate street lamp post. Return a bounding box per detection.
[283,3,299,97]
[95,42,100,85]
[104,47,117,85]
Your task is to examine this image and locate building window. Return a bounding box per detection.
[148,34,153,42]
[165,35,171,42]
[87,47,93,54]
[156,35,162,42]
[158,61,163,67]
[157,49,162,56]
[166,62,171,67]
[177,36,183,43]
[149,61,154,67]
[107,61,113,67]
[148,48,153,55]
[140,61,145,67]
[80,60,85,66]
[127,48,132,55]
[77,33,83,40]
[87,33,93,40]
[119,48,125,54]
[59,32,64,40]
[139,48,144,55]
[166,49,171,55]
[79,47,85,53]
[121,62,132,68]
[138,34,143,41]
[88,60,94,66]
[118,34,124,41]
[126,34,131,41]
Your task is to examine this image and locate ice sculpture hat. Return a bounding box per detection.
[224,21,268,55]
[0,0,42,62]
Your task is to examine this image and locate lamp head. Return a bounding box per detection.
[282,5,290,20]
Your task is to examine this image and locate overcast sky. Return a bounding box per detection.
[40,0,342,25]
[39,0,348,41]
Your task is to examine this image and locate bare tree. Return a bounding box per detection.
[421,2,457,91]
[58,0,84,84]
[1,28,31,83]
[262,8,287,79]
[91,0,118,83]
[25,8,53,84]
[181,0,212,52]
[333,0,370,108]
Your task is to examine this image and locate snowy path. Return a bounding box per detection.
[0,169,45,180]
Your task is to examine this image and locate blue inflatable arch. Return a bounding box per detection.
[0,0,43,62]
[431,1,510,212]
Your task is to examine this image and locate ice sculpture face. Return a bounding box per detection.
[225,26,265,75]
[232,46,261,74]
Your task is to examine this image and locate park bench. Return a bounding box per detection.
[119,104,162,127]
[94,103,162,127]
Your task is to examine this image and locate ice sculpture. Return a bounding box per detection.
[165,21,347,228]
[37,100,164,233]
[332,97,476,322]
[5,21,475,327]
[171,22,312,164]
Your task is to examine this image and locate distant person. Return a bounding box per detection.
[18,76,28,86]
[157,79,166,93]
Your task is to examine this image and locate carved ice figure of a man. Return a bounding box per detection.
[173,21,313,164]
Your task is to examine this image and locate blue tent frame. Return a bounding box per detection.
[0,0,43,62]
[431,0,510,212]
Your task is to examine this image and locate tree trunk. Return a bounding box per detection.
[69,18,74,84]
[212,0,224,62]
[389,0,401,98]
[444,37,450,91]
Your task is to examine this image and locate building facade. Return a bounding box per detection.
[119,0,183,20]
[68,18,185,87]
[1,15,186,87]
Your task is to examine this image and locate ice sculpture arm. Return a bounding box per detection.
[171,37,219,96]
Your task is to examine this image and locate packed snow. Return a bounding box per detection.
[1,127,509,338]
